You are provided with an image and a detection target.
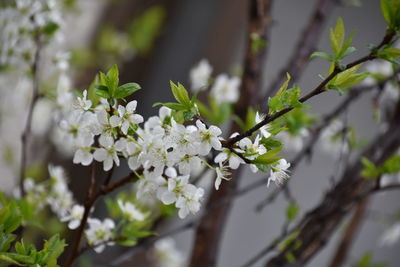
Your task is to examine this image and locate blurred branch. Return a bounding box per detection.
[261,0,340,103]
[189,1,274,266]
[20,36,42,196]
[64,169,139,267]
[264,100,400,266]
[254,73,398,212]
[224,27,395,147]
[190,0,273,264]
[328,197,370,267]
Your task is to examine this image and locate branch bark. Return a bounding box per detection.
[328,197,370,267]
[265,105,400,266]
[189,1,273,266]
[19,36,42,196]
[261,0,339,103]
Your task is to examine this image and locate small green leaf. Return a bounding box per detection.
[106,64,119,95]
[380,155,400,174]
[381,0,392,26]
[114,82,141,99]
[253,148,282,165]
[153,102,187,111]
[330,17,345,56]
[310,51,334,61]
[361,157,380,179]
[170,81,191,107]
[286,202,300,222]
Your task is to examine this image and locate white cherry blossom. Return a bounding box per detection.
[190,59,212,91]
[77,90,92,111]
[190,120,222,155]
[267,159,291,187]
[118,200,146,221]
[255,112,271,138]
[93,135,120,171]
[211,74,240,104]
[60,204,84,230]
[175,184,204,219]
[85,218,115,253]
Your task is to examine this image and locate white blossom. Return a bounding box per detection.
[190,120,222,155]
[77,90,92,111]
[73,134,94,166]
[267,159,291,187]
[255,112,271,138]
[154,238,186,267]
[214,148,244,170]
[85,218,115,253]
[190,59,212,90]
[211,74,240,104]
[112,100,143,135]
[239,135,267,160]
[175,184,204,219]
[60,204,84,230]
[118,200,146,221]
[93,135,120,171]
[215,163,231,190]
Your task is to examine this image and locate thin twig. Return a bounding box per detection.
[19,36,42,196]
[262,0,339,102]
[64,169,138,267]
[254,73,398,212]
[328,197,370,267]
[224,29,395,147]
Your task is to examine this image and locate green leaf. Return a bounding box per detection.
[117,238,137,247]
[285,252,296,264]
[380,155,400,174]
[381,0,392,26]
[310,51,334,62]
[153,102,187,111]
[286,202,300,222]
[0,252,34,265]
[0,233,16,252]
[39,235,66,264]
[341,46,357,58]
[253,148,282,165]
[95,85,111,98]
[106,64,119,96]
[330,17,345,56]
[170,81,191,107]
[361,157,380,179]
[268,75,303,115]
[114,82,141,99]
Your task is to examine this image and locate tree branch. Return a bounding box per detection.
[19,36,42,196]
[328,197,370,267]
[189,1,274,266]
[265,105,400,266]
[223,29,395,147]
[64,169,138,267]
[262,0,339,102]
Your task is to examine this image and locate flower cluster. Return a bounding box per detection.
[0,0,64,68]
[57,88,225,218]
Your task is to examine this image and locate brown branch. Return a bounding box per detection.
[264,103,400,266]
[328,197,370,267]
[19,36,42,196]
[255,72,399,212]
[262,0,339,102]
[64,169,138,267]
[189,1,273,266]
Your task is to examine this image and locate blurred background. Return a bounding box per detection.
[1,0,399,266]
